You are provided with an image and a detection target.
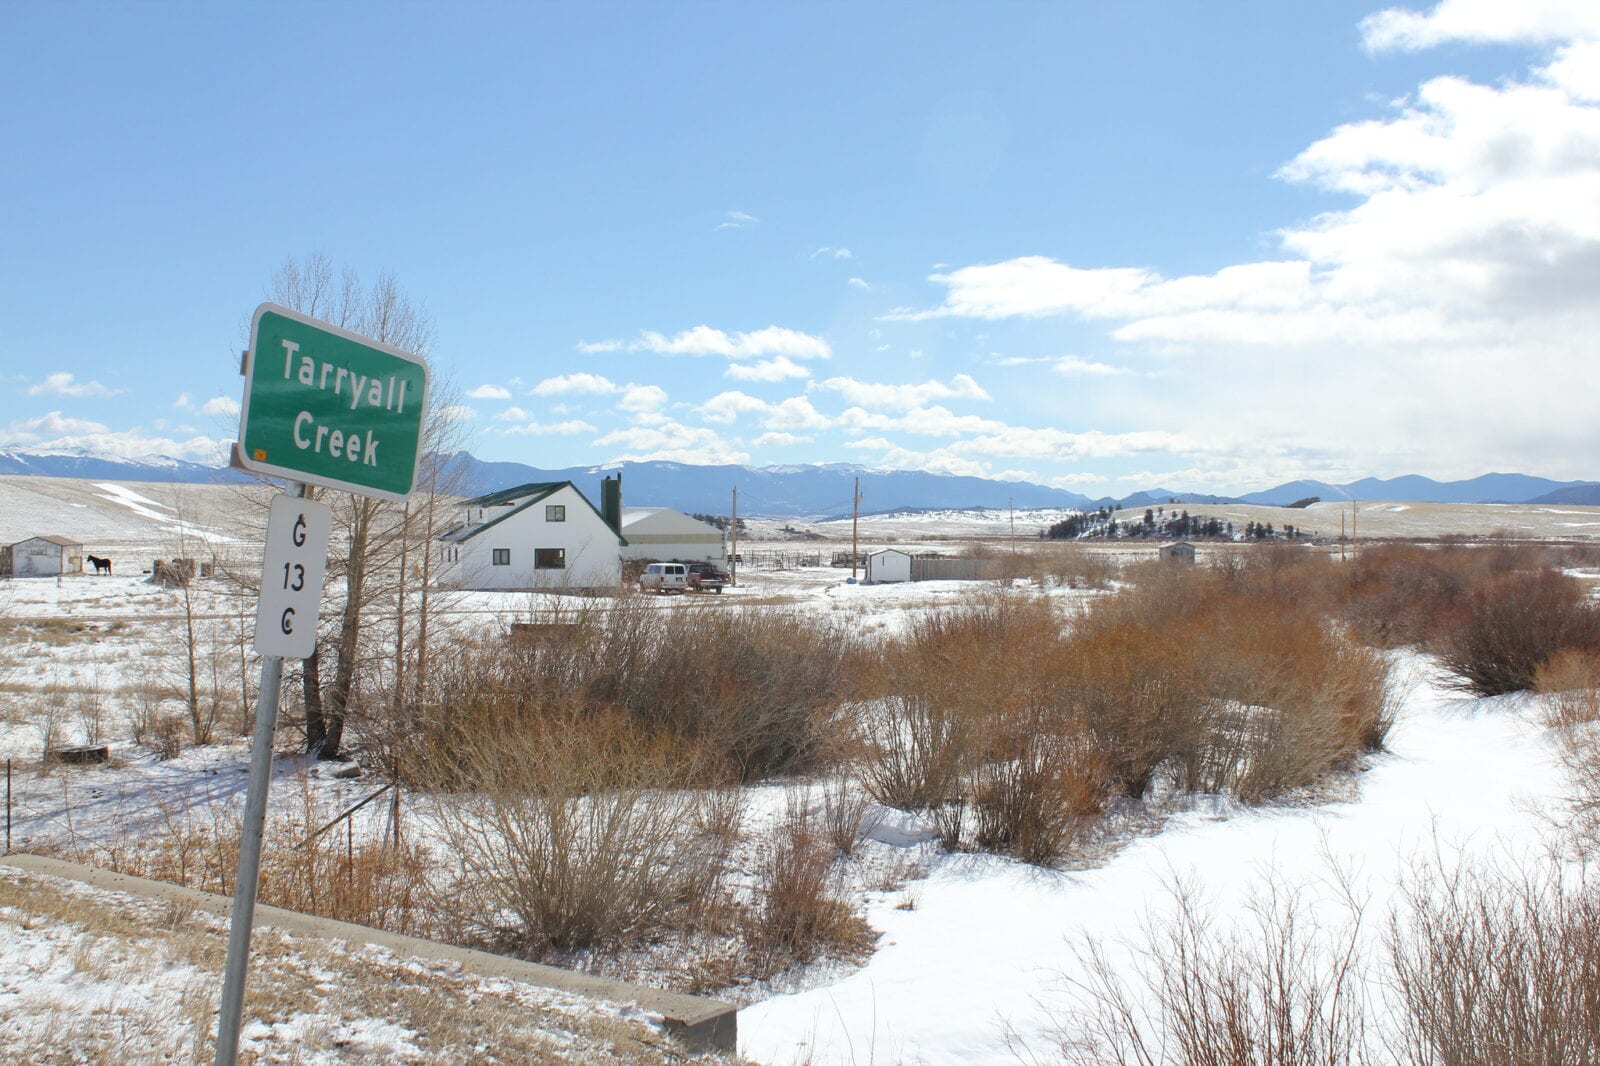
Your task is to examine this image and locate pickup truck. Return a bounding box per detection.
[685,562,730,593]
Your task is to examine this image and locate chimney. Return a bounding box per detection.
[601,473,622,535]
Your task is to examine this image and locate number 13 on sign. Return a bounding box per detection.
[255,495,331,659]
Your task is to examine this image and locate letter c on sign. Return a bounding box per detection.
[281,607,295,635]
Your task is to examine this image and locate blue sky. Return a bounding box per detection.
[3,1,1597,496]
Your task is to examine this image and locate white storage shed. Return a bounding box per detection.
[8,535,84,577]
[864,548,912,584]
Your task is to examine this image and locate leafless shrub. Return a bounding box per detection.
[859,692,975,812]
[151,711,187,760]
[1435,568,1600,695]
[1536,650,1600,856]
[817,776,876,857]
[422,699,735,956]
[743,797,873,974]
[48,781,435,934]
[1389,852,1600,1065]
[970,719,1106,865]
[1045,873,1371,1066]
[1028,543,1117,590]
[452,598,852,782]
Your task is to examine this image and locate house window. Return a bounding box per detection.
[492,548,510,566]
[534,548,565,570]
[546,505,566,522]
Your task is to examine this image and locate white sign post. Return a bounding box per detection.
[254,495,331,659]
[217,305,427,1066]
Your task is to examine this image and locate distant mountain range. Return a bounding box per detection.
[1235,473,1600,507]
[1,447,1596,516]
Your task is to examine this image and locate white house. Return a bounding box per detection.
[436,480,625,591]
[7,535,84,577]
[618,507,726,565]
[864,547,912,584]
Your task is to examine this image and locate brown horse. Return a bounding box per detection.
[87,555,112,575]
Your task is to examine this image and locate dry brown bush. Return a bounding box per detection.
[420,699,736,956]
[1435,567,1600,695]
[743,798,874,975]
[970,719,1106,865]
[1027,543,1118,590]
[454,598,852,782]
[1536,650,1600,856]
[1343,543,1477,648]
[1389,854,1600,1065]
[1044,874,1370,1066]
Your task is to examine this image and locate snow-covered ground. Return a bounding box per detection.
[3,476,1597,1062]
[741,654,1567,1064]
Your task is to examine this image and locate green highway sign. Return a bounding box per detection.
[238,303,429,501]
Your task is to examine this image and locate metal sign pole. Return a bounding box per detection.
[215,481,305,1066]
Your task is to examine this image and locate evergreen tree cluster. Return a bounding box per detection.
[1041,505,1307,543]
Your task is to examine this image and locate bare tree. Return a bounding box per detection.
[267,255,465,761]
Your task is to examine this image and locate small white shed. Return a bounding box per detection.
[1159,541,1197,564]
[864,548,912,584]
[619,507,727,565]
[9,535,84,577]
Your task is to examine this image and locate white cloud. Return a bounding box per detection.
[1054,356,1130,376]
[594,420,748,465]
[576,339,624,354]
[501,419,596,436]
[716,210,760,230]
[531,373,619,396]
[467,384,512,400]
[847,277,871,291]
[754,432,811,447]
[27,372,118,398]
[1360,0,1600,53]
[201,396,241,417]
[438,404,476,423]
[493,406,531,422]
[625,325,832,361]
[891,39,1600,362]
[1052,472,1109,487]
[835,405,1008,438]
[726,356,812,382]
[1,411,227,463]
[812,246,854,259]
[173,392,192,410]
[619,384,668,412]
[815,373,991,411]
[699,391,773,424]
[765,396,833,431]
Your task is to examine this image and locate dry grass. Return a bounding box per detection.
[45,779,437,937]
[0,866,707,1064]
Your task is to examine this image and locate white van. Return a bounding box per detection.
[639,561,689,594]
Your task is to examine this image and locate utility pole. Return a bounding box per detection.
[729,486,738,587]
[851,477,861,582]
[1340,510,1346,563]
[1351,500,1358,562]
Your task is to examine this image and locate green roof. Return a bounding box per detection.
[447,481,626,546]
